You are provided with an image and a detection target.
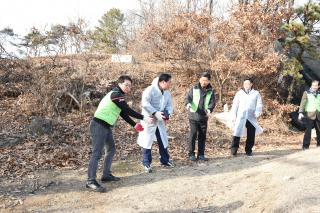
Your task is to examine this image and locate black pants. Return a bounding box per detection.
[303,118,320,148]
[231,120,256,154]
[188,119,208,157]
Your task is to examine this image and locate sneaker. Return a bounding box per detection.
[101,174,120,182]
[189,155,197,161]
[198,155,208,161]
[86,180,106,193]
[161,160,175,168]
[144,165,152,173]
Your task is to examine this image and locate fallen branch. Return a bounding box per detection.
[65,92,81,109]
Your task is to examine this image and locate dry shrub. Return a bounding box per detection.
[15,93,42,116]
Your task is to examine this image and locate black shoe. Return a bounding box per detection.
[231,148,238,156]
[189,155,197,161]
[101,174,120,182]
[86,180,106,193]
[197,155,208,161]
[161,160,175,168]
[246,152,253,156]
[302,146,309,150]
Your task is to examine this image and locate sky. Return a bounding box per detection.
[0,0,313,36]
[0,0,140,36]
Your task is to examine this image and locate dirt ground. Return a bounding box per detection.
[1,134,320,213]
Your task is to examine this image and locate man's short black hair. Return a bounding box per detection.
[118,75,132,84]
[200,71,211,80]
[158,73,172,82]
[243,76,253,83]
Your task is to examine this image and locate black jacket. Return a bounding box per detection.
[94,86,143,127]
[185,83,215,121]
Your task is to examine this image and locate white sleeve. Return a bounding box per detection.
[231,92,240,119]
[141,87,157,114]
[255,92,263,117]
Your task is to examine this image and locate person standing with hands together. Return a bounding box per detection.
[185,71,215,161]
[230,78,263,157]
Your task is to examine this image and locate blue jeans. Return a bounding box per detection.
[142,128,170,166]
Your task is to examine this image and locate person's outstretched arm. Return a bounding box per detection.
[111,92,143,126]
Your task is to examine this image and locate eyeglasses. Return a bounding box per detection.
[122,83,132,88]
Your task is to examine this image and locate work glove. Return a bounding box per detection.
[186,103,191,111]
[154,111,165,121]
[162,110,170,120]
[206,109,211,115]
[298,113,304,120]
[254,112,260,118]
[134,123,144,132]
[143,115,155,124]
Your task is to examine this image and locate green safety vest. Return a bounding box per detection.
[94,91,122,125]
[305,93,320,112]
[190,88,212,112]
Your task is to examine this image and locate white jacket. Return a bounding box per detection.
[137,77,173,149]
[231,89,263,137]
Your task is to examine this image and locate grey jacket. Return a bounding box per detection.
[299,90,320,120]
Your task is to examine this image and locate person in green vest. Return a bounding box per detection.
[185,71,215,161]
[298,80,320,150]
[86,75,153,192]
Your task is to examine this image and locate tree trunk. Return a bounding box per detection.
[286,78,295,104]
[209,0,213,15]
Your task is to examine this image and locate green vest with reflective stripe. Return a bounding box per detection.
[305,93,320,112]
[94,91,121,125]
[190,88,212,112]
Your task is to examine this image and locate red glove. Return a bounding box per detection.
[134,123,144,132]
